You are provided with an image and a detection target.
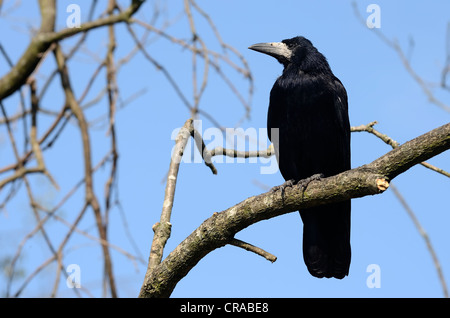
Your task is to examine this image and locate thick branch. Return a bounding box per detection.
[367,123,450,179]
[139,122,450,298]
[352,121,450,178]
[0,0,55,100]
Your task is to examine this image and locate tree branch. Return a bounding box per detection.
[229,238,277,263]
[390,183,448,298]
[352,2,450,113]
[352,121,450,178]
[0,0,145,101]
[139,122,450,298]
[147,119,193,272]
[54,43,118,297]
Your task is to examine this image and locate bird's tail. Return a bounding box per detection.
[300,200,351,279]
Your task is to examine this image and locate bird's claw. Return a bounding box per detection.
[271,179,295,194]
[271,174,324,199]
[297,173,324,192]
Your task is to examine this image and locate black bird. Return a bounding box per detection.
[249,36,351,279]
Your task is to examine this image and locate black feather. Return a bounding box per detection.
[253,36,351,279]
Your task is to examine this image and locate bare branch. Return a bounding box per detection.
[139,122,450,298]
[147,119,194,272]
[0,0,145,100]
[54,43,118,297]
[390,183,448,298]
[352,121,450,178]
[229,238,277,263]
[352,2,450,113]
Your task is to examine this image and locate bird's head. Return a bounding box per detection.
[248,36,318,68]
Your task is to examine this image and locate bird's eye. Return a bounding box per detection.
[286,43,295,49]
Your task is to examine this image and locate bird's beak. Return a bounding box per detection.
[248,42,292,63]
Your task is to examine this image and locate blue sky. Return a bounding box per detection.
[0,0,449,298]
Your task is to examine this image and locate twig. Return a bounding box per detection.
[352,2,450,113]
[125,23,193,111]
[184,0,209,115]
[390,183,448,298]
[0,100,57,190]
[210,144,275,159]
[146,119,194,273]
[28,78,59,189]
[131,15,253,122]
[0,0,145,100]
[104,0,120,234]
[351,121,450,178]
[230,238,277,263]
[1,94,64,297]
[54,43,118,298]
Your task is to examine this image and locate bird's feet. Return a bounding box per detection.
[297,173,324,192]
[271,174,324,199]
[271,179,295,194]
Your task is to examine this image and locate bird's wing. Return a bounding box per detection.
[268,73,350,180]
[331,77,351,170]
